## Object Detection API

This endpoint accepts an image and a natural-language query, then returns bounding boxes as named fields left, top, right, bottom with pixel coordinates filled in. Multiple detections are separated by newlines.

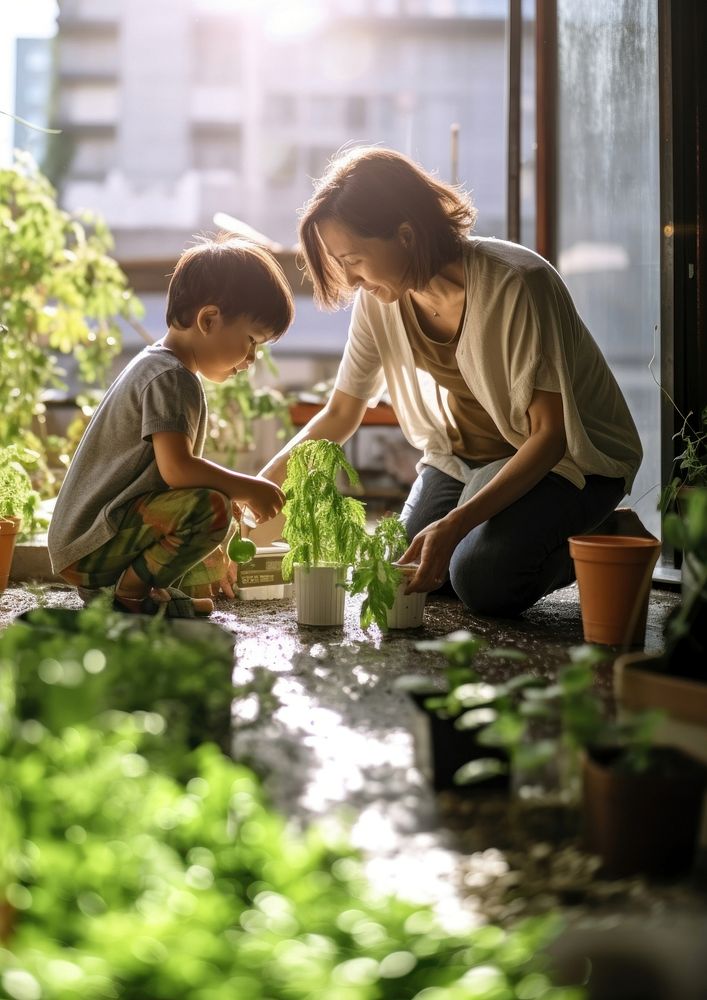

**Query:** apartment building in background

left=50, top=0, right=532, bottom=260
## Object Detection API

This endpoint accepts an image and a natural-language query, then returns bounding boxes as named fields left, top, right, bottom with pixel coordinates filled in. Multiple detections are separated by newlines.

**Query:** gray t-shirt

left=48, top=345, right=207, bottom=573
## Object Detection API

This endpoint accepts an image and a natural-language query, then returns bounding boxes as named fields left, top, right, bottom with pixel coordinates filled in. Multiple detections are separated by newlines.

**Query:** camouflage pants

left=60, top=488, right=233, bottom=592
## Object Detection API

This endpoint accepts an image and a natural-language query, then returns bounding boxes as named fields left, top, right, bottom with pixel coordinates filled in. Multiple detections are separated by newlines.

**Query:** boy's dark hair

left=299, top=146, right=477, bottom=309
left=166, top=234, right=294, bottom=337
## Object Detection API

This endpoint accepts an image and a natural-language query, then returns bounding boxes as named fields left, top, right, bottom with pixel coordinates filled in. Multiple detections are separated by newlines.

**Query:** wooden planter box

left=614, top=651, right=707, bottom=743
left=614, top=650, right=707, bottom=853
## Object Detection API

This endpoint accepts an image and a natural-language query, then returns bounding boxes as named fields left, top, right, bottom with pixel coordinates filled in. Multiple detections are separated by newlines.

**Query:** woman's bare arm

left=259, top=388, right=369, bottom=485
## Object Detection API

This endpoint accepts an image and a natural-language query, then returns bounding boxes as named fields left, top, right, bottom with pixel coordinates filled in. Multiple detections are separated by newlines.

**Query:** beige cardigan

left=334, top=237, right=642, bottom=492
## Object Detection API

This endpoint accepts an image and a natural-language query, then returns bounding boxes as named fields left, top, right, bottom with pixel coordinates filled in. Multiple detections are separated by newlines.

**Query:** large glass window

left=556, top=0, right=660, bottom=536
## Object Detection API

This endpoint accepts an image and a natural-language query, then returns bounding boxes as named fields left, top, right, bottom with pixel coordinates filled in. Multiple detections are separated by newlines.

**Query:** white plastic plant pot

left=293, top=563, right=347, bottom=626
left=386, top=565, right=427, bottom=629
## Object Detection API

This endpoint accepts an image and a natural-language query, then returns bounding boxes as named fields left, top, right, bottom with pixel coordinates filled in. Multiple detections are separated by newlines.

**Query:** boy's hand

left=240, top=476, right=286, bottom=523
left=214, top=560, right=238, bottom=598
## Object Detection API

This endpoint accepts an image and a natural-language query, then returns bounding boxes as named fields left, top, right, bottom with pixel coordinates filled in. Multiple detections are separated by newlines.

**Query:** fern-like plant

left=348, top=513, right=409, bottom=630
left=281, top=440, right=367, bottom=580
left=659, top=406, right=707, bottom=515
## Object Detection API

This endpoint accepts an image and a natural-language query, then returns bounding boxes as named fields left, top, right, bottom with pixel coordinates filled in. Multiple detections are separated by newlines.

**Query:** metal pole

left=507, top=0, right=521, bottom=242
left=450, top=121, right=460, bottom=186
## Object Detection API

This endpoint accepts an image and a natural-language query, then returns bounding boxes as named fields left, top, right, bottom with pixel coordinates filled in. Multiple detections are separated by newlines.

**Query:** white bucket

left=294, top=563, right=347, bottom=626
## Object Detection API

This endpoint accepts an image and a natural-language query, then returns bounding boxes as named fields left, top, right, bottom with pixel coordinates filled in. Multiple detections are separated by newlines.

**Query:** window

left=556, top=0, right=660, bottom=536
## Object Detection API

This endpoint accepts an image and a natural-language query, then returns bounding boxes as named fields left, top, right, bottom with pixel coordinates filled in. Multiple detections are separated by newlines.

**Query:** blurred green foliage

left=204, top=345, right=293, bottom=467
left=0, top=152, right=143, bottom=511
left=0, top=603, right=583, bottom=999
left=0, top=446, right=42, bottom=528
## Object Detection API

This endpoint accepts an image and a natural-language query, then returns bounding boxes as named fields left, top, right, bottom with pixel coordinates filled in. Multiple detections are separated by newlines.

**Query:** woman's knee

left=449, top=535, right=533, bottom=617
left=400, top=467, right=463, bottom=539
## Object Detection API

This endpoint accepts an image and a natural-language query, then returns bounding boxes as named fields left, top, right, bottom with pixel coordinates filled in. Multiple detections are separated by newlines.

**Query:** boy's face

left=197, top=311, right=273, bottom=383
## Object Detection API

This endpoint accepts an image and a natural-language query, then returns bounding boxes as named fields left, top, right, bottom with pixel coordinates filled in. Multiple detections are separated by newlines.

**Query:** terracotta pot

left=0, top=516, right=21, bottom=593
left=387, top=565, right=427, bottom=629
left=568, top=534, right=661, bottom=646
left=293, top=563, right=347, bottom=626
left=582, top=746, right=707, bottom=878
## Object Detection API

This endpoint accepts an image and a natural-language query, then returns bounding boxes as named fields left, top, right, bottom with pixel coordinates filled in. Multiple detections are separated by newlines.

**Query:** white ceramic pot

left=386, top=566, right=427, bottom=629
left=294, top=563, right=347, bottom=626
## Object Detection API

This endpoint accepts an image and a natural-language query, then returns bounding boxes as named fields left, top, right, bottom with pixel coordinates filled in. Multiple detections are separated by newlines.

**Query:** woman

left=261, top=147, right=643, bottom=616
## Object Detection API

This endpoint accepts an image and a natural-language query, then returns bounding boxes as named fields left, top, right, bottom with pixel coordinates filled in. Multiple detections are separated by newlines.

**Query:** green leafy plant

left=281, top=439, right=367, bottom=580
left=659, top=405, right=707, bottom=515
left=0, top=600, right=238, bottom=764
left=204, top=345, right=293, bottom=466
left=348, top=513, right=409, bottom=630
left=661, top=485, right=707, bottom=677
left=0, top=445, right=42, bottom=529
left=0, top=599, right=582, bottom=999
left=399, top=630, right=529, bottom=720
left=399, top=635, right=663, bottom=790
left=451, top=646, right=664, bottom=788
left=0, top=151, right=143, bottom=507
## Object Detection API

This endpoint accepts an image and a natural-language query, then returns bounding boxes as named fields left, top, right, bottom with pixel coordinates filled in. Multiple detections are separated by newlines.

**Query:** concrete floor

left=2, top=576, right=706, bottom=992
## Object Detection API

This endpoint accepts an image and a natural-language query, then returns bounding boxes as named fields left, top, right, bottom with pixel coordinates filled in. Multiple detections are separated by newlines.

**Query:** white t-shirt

left=334, top=237, right=642, bottom=492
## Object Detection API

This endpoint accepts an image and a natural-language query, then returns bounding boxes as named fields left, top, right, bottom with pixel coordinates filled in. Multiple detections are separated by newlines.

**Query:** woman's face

left=317, top=218, right=413, bottom=304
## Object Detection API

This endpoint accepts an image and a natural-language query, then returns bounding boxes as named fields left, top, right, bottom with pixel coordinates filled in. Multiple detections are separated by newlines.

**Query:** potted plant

left=348, top=513, right=427, bottom=630
left=453, top=644, right=707, bottom=877
left=581, top=719, right=707, bottom=879
left=614, top=487, right=707, bottom=780
left=0, top=445, right=41, bottom=593
left=659, top=404, right=707, bottom=599
left=659, top=404, right=707, bottom=516
left=396, top=631, right=527, bottom=792
left=442, top=647, right=603, bottom=841
left=281, top=440, right=367, bottom=625
left=6, top=597, right=238, bottom=753
left=568, top=532, right=660, bottom=646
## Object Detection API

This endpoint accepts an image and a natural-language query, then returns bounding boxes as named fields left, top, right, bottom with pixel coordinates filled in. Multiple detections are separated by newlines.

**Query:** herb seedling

left=348, top=513, right=409, bottom=630
left=281, top=439, right=367, bottom=579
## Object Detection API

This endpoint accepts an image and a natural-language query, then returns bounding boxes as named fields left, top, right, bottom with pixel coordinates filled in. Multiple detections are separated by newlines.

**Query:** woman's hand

left=398, top=516, right=465, bottom=594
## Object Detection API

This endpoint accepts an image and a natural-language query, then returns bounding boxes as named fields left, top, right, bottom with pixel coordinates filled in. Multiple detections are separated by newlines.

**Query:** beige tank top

left=401, top=294, right=515, bottom=464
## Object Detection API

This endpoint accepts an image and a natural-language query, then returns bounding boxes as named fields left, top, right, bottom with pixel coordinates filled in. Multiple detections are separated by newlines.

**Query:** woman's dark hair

left=166, top=233, right=294, bottom=338
left=299, top=146, right=477, bottom=308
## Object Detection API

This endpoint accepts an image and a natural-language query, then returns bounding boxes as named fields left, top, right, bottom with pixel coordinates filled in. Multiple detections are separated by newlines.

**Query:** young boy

left=48, top=235, right=294, bottom=617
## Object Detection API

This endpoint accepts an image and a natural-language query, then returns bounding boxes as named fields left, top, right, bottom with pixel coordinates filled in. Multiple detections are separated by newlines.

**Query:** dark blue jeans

left=400, top=463, right=625, bottom=617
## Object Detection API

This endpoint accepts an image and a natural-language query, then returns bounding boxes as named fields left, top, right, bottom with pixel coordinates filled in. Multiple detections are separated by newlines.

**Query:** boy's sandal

left=113, top=586, right=213, bottom=619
